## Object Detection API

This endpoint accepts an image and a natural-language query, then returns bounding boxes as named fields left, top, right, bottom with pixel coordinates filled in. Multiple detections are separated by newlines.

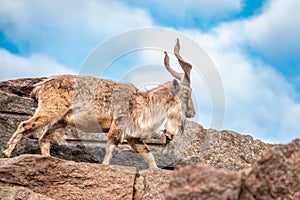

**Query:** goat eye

left=184, top=92, right=190, bottom=98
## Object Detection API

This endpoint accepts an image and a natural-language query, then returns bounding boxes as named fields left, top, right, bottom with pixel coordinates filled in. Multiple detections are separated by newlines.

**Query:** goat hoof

left=1, top=151, right=10, bottom=158
left=166, top=135, right=173, bottom=144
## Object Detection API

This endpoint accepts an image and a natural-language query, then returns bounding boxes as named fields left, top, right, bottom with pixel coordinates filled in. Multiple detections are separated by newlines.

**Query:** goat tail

left=30, top=86, right=40, bottom=100
left=29, top=77, right=53, bottom=100
left=30, top=81, right=46, bottom=100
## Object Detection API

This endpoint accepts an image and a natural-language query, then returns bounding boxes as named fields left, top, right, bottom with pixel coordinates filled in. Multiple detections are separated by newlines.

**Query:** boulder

left=135, top=169, right=173, bottom=200
left=241, top=139, right=300, bottom=199
left=0, top=90, right=36, bottom=115
left=163, top=121, right=273, bottom=170
left=0, top=181, right=53, bottom=200
left=165, top=139, right=300, bottom=199
left=0, top=77, right=45, bottom=97
left=164, top=163, right=243, bottom=200
left=0, top=154, right=136, bottom=200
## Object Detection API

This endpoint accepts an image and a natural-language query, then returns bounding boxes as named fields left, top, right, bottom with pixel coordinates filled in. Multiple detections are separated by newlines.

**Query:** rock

left=0, top=154, right=175, bottom=200
left=10, top=138, right=99, bottom=163
left=163, top=121, right=272, bottom=170
left=164, top=163, right=243, bottom=200
left=0, top=181, right=53, bottom=200
left=136, top=169, right=173, bottom=200
left=161, top=121, right=204, bottom=165
left=0, top=154, right=136, bottom=200
left=241, top=139, right=300, bottom=199
left=165, top=140, right=300, bottom=200
left=1, top=140, right=298, bottom=200
left=0, top=90, right=36, bottom=115
left=0, top=77, right=45, bottom=97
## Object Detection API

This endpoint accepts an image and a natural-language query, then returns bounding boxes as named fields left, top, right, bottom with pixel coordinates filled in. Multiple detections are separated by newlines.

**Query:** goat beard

left=164, top=120, right=186, bottom=145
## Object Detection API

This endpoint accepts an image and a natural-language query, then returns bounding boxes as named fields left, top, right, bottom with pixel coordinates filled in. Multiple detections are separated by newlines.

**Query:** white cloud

left=0, top=0, right=153, bottom=69
left=244, top=0, right=300, bottom=63
left=0, top=48, right=74, bottom=80
left=0, top=0, right=152, bottom=37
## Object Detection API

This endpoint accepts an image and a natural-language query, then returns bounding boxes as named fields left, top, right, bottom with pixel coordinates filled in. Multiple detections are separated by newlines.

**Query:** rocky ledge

left=0, top=140, right=299, bottom=200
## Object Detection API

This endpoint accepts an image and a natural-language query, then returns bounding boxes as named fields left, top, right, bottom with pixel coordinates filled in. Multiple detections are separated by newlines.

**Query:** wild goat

left=2, top=39, right=195, bottom=168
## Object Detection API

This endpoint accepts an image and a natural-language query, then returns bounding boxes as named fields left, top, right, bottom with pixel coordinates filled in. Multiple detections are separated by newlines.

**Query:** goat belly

left=64, top=108, right=107, bottom=133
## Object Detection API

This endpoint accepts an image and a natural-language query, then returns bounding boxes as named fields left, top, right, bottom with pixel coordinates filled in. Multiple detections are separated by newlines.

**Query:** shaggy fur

left=2, top=40, right=195, bottom=168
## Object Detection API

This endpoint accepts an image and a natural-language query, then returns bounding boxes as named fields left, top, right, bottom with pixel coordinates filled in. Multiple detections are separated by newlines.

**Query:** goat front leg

left=127, top=138, right=158, bottom=169
left=102, top=142, right=117, bottom=164
left=102, top=121, right=121, bottom=165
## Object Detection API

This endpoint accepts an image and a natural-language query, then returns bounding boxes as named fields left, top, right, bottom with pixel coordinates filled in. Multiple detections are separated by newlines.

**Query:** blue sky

left=0, top=0, right=299, bottom=143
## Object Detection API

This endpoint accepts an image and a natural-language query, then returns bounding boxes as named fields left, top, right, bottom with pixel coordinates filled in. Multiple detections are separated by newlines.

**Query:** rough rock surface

left=11, top=139, right=99, bottom=163
left=0, top=154, right=175, bottom=200
left=1, top=140, right=299, bottom=200
left=0, top=154, right=136, bottom=200
left=241, top=139, right=300, bottom=199
left=136, top=169, right=173, bottom=200
left=165, top=140, right=300, bottom=200
left=0, top=181, right=53, bottom=200
left=0, top=90, right=36, bottom=115
left=0, top=77, right=45, bottom=97
left=163, top=121, right=272, bottom=170
left=164, top=163, right=243, bottom=200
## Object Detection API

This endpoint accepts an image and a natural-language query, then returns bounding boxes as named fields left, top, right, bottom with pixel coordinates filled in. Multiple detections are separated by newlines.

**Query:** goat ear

left=172, top=79, right=180, bottom=92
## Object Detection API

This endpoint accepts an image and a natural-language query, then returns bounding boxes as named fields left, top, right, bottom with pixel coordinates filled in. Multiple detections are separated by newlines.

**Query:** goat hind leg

left=2, top=112, right=66, bottom=158
left=39, top=138, right=51, bottom=156
left=38, top=126, right=53, bottom=156
left=39, top=124, right=66, bottom=156
left=2, top=116, right=45, bottom=158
